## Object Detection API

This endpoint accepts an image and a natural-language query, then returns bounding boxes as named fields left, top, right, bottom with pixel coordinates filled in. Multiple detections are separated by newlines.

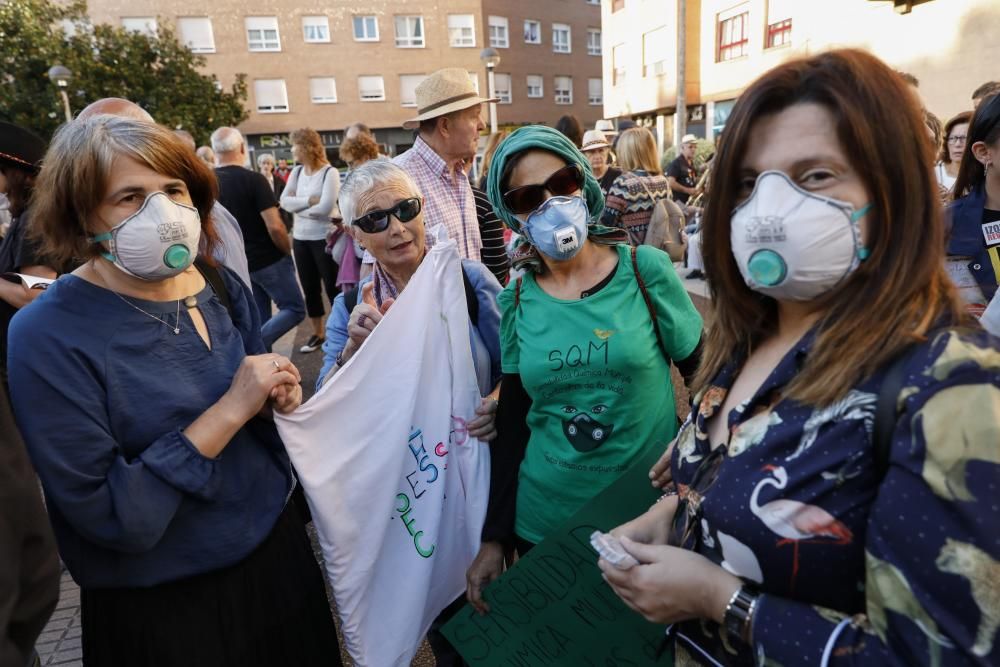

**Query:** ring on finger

left=272, top=360, right=281, bottom=371
left=358, top=313, right=368, bottom=329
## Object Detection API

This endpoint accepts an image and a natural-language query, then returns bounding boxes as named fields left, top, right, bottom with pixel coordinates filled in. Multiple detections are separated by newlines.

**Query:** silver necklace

left=113, top=291, right=183, bottom=334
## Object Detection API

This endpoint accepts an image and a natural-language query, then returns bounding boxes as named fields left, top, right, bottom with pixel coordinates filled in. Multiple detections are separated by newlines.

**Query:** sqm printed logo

left=745, top=215, right=786, bottom=243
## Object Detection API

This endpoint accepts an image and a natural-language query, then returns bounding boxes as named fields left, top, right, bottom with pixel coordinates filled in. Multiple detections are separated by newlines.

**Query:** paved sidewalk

left=34, top=570, right=82, bottom=666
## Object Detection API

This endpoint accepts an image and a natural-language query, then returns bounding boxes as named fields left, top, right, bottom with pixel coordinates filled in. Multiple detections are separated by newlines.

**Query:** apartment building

left=85, top=0, right=603, bottom=162
left=603, top=0, right=1000, bottom=149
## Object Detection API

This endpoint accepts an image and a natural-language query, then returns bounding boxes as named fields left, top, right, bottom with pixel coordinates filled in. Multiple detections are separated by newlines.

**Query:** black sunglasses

left=353, top=197, right=422, bottom=234
left=502, top=164, right=584, bottom=215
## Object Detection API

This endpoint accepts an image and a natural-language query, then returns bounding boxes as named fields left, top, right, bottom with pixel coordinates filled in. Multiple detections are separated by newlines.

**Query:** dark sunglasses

left=353, top=197, right=422, bottom=233
left=502, top=164, right=584, bottom=214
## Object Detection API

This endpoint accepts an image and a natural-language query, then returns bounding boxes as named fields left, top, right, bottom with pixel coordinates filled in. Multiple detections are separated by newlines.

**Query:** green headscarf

left=485, top=125, right=627, bottom=272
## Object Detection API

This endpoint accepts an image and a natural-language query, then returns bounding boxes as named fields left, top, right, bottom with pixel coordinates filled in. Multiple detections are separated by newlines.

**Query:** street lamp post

left=47, top=65, right=73, bottom=123
left=480, top=48, right=501, bottom=134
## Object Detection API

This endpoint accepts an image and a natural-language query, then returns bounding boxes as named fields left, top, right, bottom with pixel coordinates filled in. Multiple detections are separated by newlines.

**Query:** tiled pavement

left=34, top=571, right=83, bottom=666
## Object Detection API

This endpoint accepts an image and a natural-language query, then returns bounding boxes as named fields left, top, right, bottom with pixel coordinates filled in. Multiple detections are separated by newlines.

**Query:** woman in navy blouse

left=600, top=50, right=1000, bottom=665
left=8, top=116, right=341, bottom=666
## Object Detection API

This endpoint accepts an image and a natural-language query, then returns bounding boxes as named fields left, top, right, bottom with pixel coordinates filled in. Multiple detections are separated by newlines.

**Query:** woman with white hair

left=257, top=152, right=290, bottom=229
left=317, top=158, right=505, bottom=664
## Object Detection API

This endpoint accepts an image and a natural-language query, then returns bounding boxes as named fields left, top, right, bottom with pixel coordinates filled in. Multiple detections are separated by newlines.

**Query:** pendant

left=183, top=295, right=198, bottom=308
left=173, top=328, right=181, bottom=335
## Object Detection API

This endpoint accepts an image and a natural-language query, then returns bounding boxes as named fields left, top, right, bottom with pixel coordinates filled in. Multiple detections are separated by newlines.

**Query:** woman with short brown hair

left=11, top=115, right=341, bottom=666
left=601, top=49, right=998, bottom=665
left=937, top=111, right=973, bottom=193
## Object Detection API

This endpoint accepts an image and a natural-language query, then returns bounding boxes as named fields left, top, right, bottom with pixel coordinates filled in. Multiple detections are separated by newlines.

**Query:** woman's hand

left=466, top=541, right=505, bottom=614
left=467, top=397, right=499, bottom=442
left=269, top=380, right=303, bottom=414
left=609, top=494, right=677, bottom=546
left=599, top=538, right=741, bottom=626
left=649, top=440, right=676, bottom=489
left=222, top=354, right=300, bottom=422
left=308, top=195, right=320, bottom=206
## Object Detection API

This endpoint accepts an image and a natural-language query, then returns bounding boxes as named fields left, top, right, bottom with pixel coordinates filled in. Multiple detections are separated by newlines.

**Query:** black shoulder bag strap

left=193, top=258, right=234, bottom=321
left=630, top=245, right=669, bottom=362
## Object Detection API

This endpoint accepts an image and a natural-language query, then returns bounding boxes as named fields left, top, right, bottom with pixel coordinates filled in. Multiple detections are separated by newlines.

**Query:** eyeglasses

left=502, top=164, right=584, bottom=215
left=352, top=197, right=422, bottom=234
left=947, top=135, right=968, bottom=145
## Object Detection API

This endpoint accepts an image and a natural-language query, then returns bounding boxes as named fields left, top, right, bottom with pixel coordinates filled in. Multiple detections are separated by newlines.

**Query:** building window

left=526, top=75, right=543, bottom=98
left=524, top=19, right=541, bottom=44
left=254, top=79, right=288, bottom=112
left=489, top=16, right=509, bottom=48
left=587, top=29, right=601, bottom=56
left=717, top=6, right=749, bottom=62
left=494, top=73, right=512, bottom=104
left=586, top=0, right=600, bottom=4
left=612, top=43, right=626, bottom=86
left=643, top=26, right=668, bottom=77
left=309, top=77, right=338, bottom=103
left=554, top=76, right=573, bottom=105
left=448, top=15, right=475, bottom=47
left=399, top=74, right=428, bottom=107
left=121, top=17, right=156, bottom=36
left=395, top=16, right=424, bottom=48
left=177, top=17, right=214, bottom=53
left=353, top=16, right=378, bottom=41
left=552, top=24, right=571, bottom=53
left=766, top=19, right=792, bottom=48
left=588, top=78, right=603, bottom=106
left=612, top=0, right=626, bottom=12
left=468, top=72, right=480, bottom=95
left=358, top=75, right=386, bottom=102
left=246, top=16, right=280, bottom=52
left=302, top=16, right=330, bottom=43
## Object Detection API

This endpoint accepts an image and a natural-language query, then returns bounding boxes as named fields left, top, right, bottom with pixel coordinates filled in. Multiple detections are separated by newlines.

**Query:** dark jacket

left=946, top=186, right=998, bottom=302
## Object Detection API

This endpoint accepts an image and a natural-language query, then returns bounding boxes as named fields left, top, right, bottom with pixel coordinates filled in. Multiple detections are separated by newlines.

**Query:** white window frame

left=588, top=78, right=603, bottom=105
left=121, top=17, right=157, bottom=36
left=488, top=16, right=509, bottom=48
left=254, top=79, right=288, bottom=113
left=613, top=43, right=627, bottom=85
left=245, top=16, right=280, bottom=52
left=177, top=17, right=214, bottom=53
left=302, top=16, right=330, bottom=43
left=586, top=0, right=600, bottom=4
left=447, top=14, right=476, bottom=47
left=643, top=26, right=669, bottom=77
left=353, top=15, right=379, bottom=42
left=494, top=73, right=512, bottom=104
left=554, top=76, right=573, bottom=105
left=358, top=75, right=386, bottom=102
left=468, top=72, right=481, bottom=95
left=399, top=74, right=428, bottom=107
left=587, top=28, right=601, bottom=56
left=524, top=19, right=541, bottom=44
left=553, top=24, right=571, bottom=54
left=309, top=77, right=337, bottom=104
left=394, top=15, right=425, bottom=48
left=526, top=74, right=543, bottom=98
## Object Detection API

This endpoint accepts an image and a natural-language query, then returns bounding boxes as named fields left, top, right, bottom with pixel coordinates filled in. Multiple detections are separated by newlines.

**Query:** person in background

left=936, top=111, right=972, bottom=193
left=274, top=158, right=291, bottom=183
left=972, top=81, right=1000, bottom=109
left=280, top=128, right=342, bottom=354
left=472, top=186, right=510, bottom=286
left=480, top=125, right=703, bottom=587
left=601, top=48, right=998, bottom=667
left=195, top=145, right=215, bottom=168
left=581, top=129, right=622, bottom=195
left=554, top=114, right=584, bottom=149
left=344, top=121, right=374, bottom=143
left=477, top=130, right=509, bottom=189
left=339, top=131, right=380, bottom=171
left=948, top=93, right=1000, bottom=319
left=0, top=122, right=58, bottom=388
left=602, top=127, right=678, bottom=246
left=666, top=134, right=701, bottom=204
left=257, top=152, right=291, bottom=230
left=212, top=127, right=305, bottom=350
left=923, top=110, right=950, bottom=203
left=12, top=115, right=340, bottom=666
left=77, top=98, right=252, bottom=289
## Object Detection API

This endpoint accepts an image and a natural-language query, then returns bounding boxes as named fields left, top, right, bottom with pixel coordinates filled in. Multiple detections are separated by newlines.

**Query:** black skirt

left=80, top=503, right=341, bottom=667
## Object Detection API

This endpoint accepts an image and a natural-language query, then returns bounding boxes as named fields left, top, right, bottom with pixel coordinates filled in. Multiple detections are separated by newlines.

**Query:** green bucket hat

left=485, top=125, right=627, bottom=272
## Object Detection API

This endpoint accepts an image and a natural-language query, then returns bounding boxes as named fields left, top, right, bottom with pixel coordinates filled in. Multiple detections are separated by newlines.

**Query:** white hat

left=681, top=134, right=699, bottom=145
left=581, top=130, right=611, bottom=151
left=595, top=119, right=616, bottom=134
left=402, top=68, right=498, bottom=130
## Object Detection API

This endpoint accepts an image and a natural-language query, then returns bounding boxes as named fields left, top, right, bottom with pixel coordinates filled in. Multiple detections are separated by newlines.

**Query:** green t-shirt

left=498, top=243, right=703, bottom=543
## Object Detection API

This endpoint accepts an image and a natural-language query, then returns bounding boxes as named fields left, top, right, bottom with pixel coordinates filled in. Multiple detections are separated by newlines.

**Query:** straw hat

left=402, top=68, right=498, bottom=130
left=681, top=133, right=699, bottom=145
left=580, top=129, right=611, bottom=152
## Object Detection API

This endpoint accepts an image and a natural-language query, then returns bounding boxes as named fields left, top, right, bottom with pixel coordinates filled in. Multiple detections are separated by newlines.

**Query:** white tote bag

left=275, top=236, right=490, bottom=667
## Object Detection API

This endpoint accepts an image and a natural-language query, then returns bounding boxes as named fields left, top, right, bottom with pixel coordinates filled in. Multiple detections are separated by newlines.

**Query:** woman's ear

left=971, top=141, right=993, bottom=167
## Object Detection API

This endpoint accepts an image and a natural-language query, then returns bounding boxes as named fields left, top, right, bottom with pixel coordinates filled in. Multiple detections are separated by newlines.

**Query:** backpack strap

left=872, top=344, right=920, bottom=481
left=193, top=258, right=234, bottom=321
left=630, top=245, right=668, bottom=362
left=343, top=286, right=359, bottom=314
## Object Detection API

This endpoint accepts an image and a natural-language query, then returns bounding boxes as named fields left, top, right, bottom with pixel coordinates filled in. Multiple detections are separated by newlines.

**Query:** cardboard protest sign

left=442, top=444, right=673, bottom=666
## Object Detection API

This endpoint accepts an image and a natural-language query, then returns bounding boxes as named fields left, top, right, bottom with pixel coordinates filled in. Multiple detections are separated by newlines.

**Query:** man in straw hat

left=393, top=67, right=497, bottom=262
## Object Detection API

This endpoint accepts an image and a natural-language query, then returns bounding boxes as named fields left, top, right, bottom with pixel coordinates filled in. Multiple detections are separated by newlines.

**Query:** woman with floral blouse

left=600, top=49, right=1000, bottom=666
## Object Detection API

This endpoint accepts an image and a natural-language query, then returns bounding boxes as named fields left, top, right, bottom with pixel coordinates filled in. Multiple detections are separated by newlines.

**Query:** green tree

left=0, top=0, right=248, bottom=144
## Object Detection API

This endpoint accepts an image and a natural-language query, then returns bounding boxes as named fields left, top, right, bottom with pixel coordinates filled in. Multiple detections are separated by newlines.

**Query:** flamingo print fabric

left=275, top=237, right=490, bottom=666
left=666, top=328, right=1000, bottom=666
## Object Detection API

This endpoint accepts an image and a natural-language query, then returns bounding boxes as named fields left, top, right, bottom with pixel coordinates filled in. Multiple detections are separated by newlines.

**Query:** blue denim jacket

left=946, top=186, right=999, bottom=301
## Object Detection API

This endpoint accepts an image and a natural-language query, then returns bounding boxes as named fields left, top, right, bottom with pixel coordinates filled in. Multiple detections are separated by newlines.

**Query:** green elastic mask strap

left=851, top=203, right=873, bottom=261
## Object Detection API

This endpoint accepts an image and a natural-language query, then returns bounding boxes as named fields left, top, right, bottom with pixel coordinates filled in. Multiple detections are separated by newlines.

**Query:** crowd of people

left=0, top=47, right=998, bottom=667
